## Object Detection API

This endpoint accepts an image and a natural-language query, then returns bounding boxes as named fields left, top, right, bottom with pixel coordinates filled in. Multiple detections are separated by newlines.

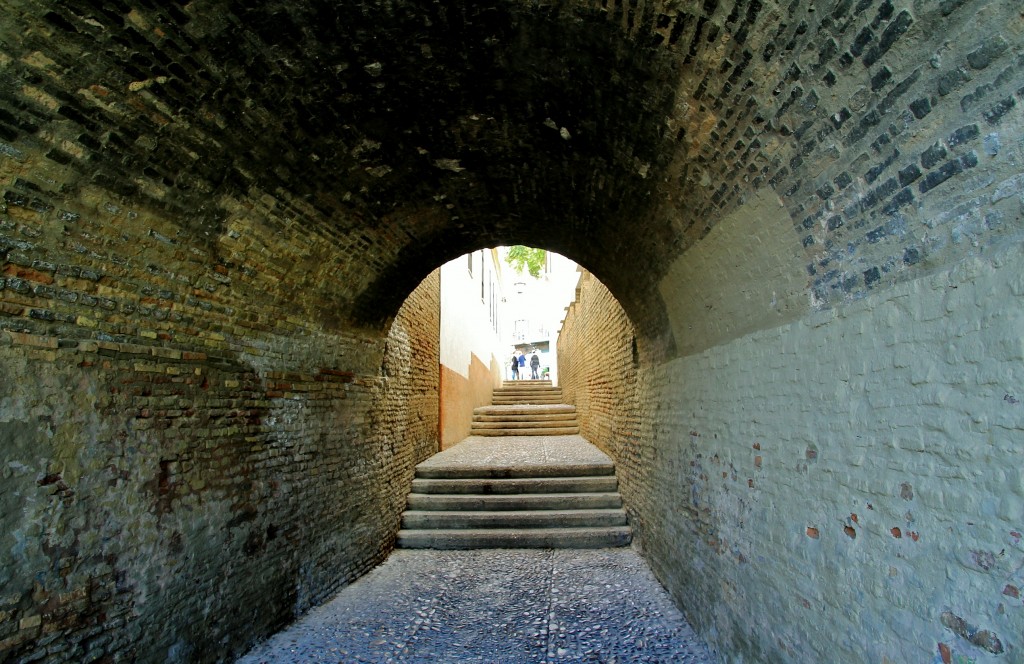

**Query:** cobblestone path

left=237, top=548, right=717, bottom=663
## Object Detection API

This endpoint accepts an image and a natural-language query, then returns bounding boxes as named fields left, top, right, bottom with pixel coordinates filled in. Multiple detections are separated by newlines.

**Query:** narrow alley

left=244, top=433, right=712, bottom=662
left=238, top=381, right=715, bottom=662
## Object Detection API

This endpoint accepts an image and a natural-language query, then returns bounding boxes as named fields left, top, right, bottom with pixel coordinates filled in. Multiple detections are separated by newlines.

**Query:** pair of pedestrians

left=510, top=352, right=541, bottom=380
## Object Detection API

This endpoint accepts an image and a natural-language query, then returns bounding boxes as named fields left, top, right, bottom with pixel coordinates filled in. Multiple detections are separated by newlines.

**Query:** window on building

left=490, top=276, right=499, bottom=334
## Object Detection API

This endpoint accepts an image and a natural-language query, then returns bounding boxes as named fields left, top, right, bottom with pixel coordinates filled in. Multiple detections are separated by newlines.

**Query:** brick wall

left=645, top=243, right=1024, bottom=662
left=0, top=196, right=439, bottom=661
left=560, top=243, right=1024, bottom=663
left=557, top=270, right=657, bottom=561
left=558, top=271, right=641, bottom=464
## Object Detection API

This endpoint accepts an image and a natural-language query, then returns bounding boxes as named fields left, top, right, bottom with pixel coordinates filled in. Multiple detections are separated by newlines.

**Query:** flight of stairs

left=492, top=379, right=562, bottom=405
left=396, top=462, right=632, bottom=549
left=470, top=380, right=580, bottom=436
left=396, top=379, right=632, bottom=549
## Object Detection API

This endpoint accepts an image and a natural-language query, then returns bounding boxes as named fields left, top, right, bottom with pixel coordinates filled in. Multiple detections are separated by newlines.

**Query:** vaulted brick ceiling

left=2, top=0, right=942, bottom=343
left=3, top=1, right=723, bottom=335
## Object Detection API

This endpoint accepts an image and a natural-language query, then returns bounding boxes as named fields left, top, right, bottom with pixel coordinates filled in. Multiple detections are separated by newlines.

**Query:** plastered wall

left=439, top=252, right=505, bottom=448
left=560, top=242, right=1023, bottom=663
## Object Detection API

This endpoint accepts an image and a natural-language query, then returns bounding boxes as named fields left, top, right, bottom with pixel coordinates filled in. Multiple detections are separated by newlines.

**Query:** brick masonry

left=0, top=0, right=1022, bottom=661
left=0, top=263, right=438, bottom=662
left=558, top=271, right=644, bottom=473
left=560, top=247, right=1024, bottom=662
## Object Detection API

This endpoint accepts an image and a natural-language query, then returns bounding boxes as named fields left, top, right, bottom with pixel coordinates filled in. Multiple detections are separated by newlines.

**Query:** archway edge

left=351, top=226, right=676, bottom=358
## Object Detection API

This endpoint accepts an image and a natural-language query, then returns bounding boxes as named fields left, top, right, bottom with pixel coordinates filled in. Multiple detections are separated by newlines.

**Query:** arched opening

left=435, top=245, right=591, bottom=445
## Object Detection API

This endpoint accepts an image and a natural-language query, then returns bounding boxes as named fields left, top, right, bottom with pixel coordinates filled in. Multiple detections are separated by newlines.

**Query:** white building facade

left=504, top=251, right=580, bottom=385
left=438, top=248, right=508, bottom=448
left=438, top=247, right=580, bottom=448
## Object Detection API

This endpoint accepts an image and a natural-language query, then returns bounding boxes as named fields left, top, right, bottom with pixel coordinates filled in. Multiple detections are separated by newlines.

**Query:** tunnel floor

left=416, top=434, right=617, bottom=475
left=238, top=436, right=717, bottom=662
left=236, top=547, right=717, bottom=663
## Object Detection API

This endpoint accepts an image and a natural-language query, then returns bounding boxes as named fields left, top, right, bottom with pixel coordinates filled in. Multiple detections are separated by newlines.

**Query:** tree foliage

left=505, top=245, right=546, bottom=278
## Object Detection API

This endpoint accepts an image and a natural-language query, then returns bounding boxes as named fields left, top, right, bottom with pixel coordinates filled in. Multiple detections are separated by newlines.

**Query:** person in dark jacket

left=530, top=353, right=540, bottom=379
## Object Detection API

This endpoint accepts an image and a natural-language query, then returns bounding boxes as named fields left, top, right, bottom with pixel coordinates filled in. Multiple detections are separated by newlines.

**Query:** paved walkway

left=238, top=437, right=717, bottom=663
left=237, top=548, right=716, bottom=663
left=417, top=434, right=613, bottom=473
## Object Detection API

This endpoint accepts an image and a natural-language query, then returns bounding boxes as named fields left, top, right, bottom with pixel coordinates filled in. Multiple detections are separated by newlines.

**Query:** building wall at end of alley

left=439, top=250, right=506, bottom=448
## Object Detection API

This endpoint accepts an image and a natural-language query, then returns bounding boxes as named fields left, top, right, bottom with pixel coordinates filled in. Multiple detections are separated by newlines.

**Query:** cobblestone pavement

left=417, top=435, right=613, bottom=472
left=237, top=548, right=718, bottom=663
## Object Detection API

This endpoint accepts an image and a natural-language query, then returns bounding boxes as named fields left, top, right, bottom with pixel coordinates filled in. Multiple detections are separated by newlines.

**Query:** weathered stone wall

left=560, top=243, right=1024, bottom=663
left=557, top=270, right=641, bottom=464
left=647, top=243, right=1024, bottom=663
left=0, top=179, right=440, bottom=661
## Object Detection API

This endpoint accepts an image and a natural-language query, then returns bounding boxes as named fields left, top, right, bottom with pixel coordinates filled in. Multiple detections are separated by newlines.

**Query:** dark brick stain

left=983, top=96, right=1017, bottom=124
left=921, top=143, right=948, bottom=169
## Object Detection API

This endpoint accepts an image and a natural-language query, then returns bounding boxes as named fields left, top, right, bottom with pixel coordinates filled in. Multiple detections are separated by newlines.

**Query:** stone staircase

left=396, top=381, right=631, bottom=550
left=396, top=461, right=631, bottom=549
left=470, top=380, right=580, bottom=436
left=492, top=379, right=563, bottom=405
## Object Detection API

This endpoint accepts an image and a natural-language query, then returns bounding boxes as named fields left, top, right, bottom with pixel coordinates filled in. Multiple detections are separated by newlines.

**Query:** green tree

left=505, top=246, right=546, bottom=278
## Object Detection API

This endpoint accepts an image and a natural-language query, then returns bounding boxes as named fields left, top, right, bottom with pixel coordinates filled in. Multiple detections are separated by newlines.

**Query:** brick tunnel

left=0, top=0, right=1022, bottom=661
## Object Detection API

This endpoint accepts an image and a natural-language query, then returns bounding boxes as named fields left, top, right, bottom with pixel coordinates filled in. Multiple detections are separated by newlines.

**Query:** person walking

left=518, top=353, right=526, bottom=378
left=510, top=354, right=520, bottom=380
left=530, top=353, right=540, bottom=380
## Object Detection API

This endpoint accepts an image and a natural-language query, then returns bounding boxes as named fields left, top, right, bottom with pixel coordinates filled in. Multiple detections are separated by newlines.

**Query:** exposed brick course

left=558, top=271, right=642, bottom=467
left=560, top=245, right=1024, bottom=663
left=0, top=248, right=439, bottom=661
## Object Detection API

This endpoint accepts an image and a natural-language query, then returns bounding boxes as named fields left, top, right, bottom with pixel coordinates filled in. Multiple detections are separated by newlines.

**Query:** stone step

left=396, top=526, right=633, bottom=549
left=410, top=476, right=617, bottom=495
left=494, top=386, right=562, bottom=394
left=471, top=419, right=578, bottom=429
left=473, top=412, right=576, bottom=423
left=470, top=426, right=580, bottom=436
left=414, top=463, right=615, bottom=479
left=470, top=425, right=580, bottom=435
left=502, top=381, right=551, bottom=387
left=492, top=397, right=565, bottom=405
left=474, top=405, right=576, bottom=415
left=491, top=389, right=565, bottom=399
left=401, top=508, right=628, bottom=529
left=399, top=432, right=630, bottom=550
left=468, top=420, right=581, bottom=430
left=406, top=492, right=624, bottom=512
